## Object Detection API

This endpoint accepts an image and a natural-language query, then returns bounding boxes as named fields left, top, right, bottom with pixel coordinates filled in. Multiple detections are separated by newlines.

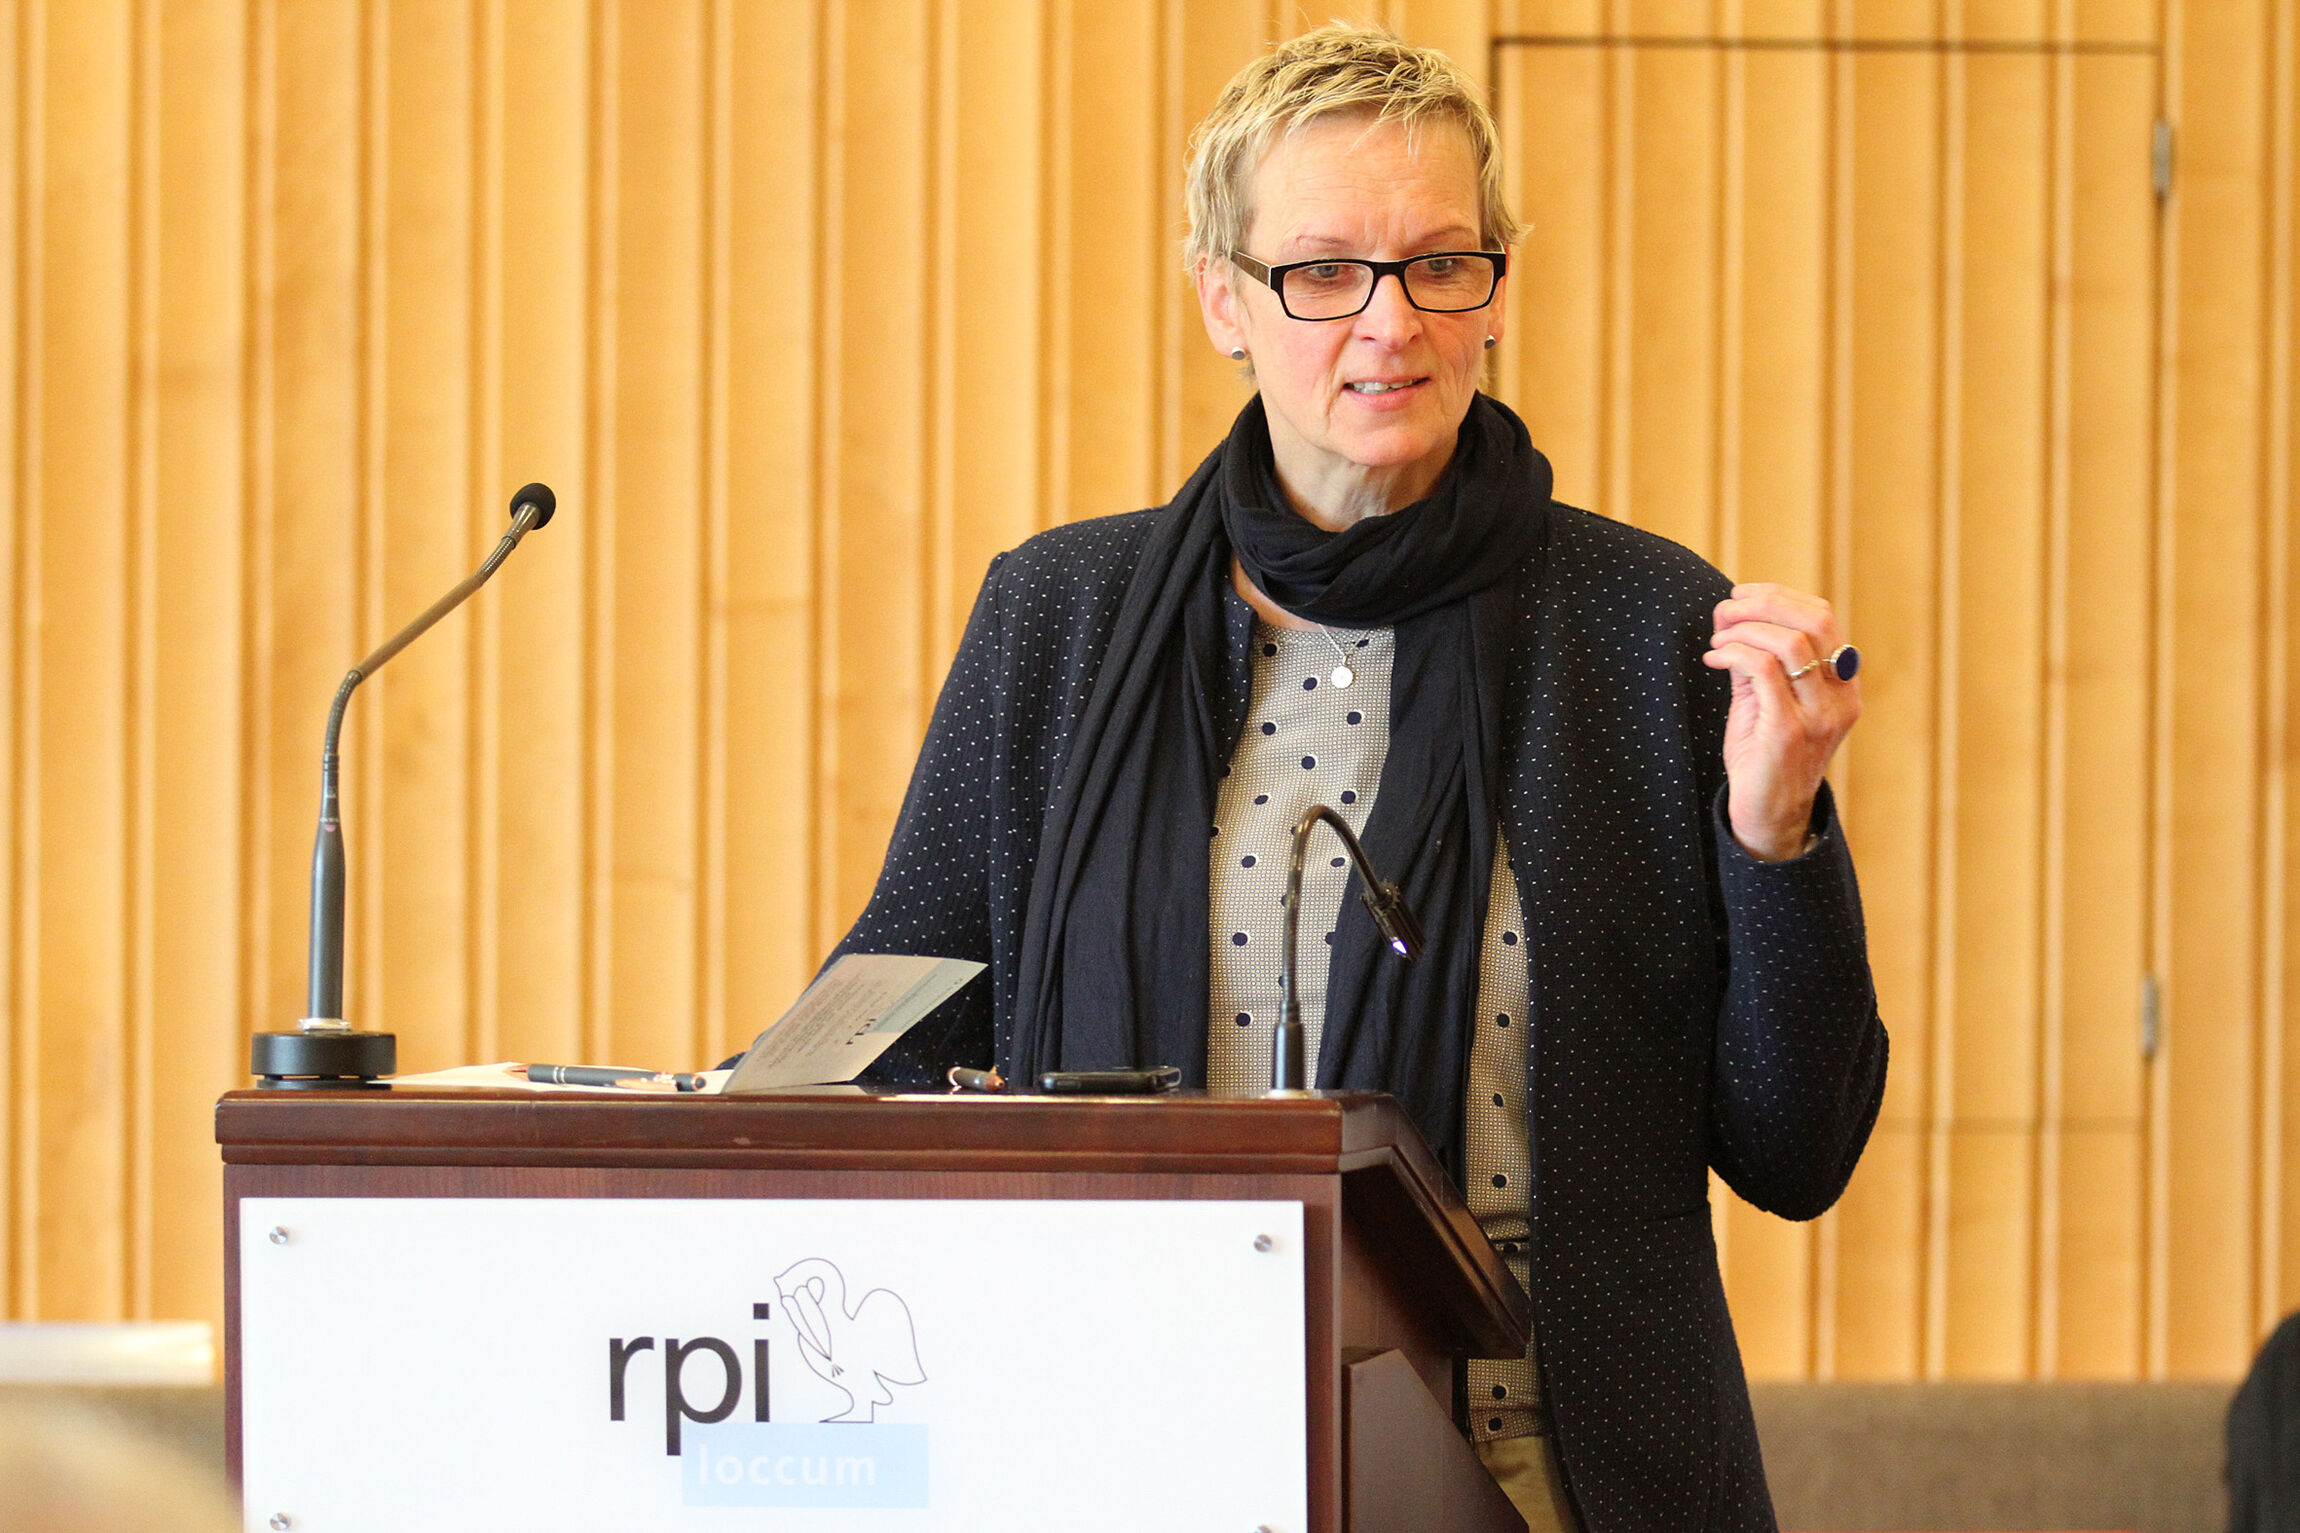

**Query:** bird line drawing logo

left=773, top=1257, right=927, bottom=1424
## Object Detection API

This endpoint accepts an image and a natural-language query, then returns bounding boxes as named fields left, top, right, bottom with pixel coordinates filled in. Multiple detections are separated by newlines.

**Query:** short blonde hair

left=1184, top=24, right=1521, bottom=270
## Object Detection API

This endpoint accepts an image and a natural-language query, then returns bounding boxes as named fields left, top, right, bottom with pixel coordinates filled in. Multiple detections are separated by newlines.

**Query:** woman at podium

left=817, top=25, right=1886, bottom=1533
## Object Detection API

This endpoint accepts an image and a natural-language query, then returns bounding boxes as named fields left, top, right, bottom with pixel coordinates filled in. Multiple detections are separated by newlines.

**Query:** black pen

left=522, top=1064, right=706, bottom=1092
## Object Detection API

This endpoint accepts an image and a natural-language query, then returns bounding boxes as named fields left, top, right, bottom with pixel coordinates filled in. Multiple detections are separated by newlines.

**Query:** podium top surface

left=220, top=1085, right=1428, bottom=1174
left=216, top=1086, right=1529, bottom=1357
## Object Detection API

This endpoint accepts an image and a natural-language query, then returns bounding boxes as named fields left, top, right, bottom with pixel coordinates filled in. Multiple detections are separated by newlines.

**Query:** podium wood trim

left=218, top=1087, right=1528, bottom=1531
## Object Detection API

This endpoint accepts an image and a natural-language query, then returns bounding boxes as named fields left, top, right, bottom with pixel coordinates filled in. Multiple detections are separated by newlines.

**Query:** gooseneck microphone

left=250, top=483, right=558, bottom=1089
left=1273, top=805, right=1425, bottom=1092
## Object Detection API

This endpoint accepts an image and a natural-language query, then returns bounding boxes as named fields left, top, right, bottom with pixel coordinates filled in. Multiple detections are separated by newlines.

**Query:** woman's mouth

left=1346, top=377, right=1426, bottom=396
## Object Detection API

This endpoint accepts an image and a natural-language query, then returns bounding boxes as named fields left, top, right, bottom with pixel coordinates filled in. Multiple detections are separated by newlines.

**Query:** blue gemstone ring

left=1789, top=644, right=1861, bottom=683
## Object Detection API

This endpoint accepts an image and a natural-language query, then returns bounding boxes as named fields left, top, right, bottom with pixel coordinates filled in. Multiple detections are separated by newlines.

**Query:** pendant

left=1330, top=664, right=1355, bottom=689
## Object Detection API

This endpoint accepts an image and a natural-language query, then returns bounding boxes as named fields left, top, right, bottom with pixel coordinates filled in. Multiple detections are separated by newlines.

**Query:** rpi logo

left=775, top=1258, right=929, bottom=1422
left=608, top=1259, right=929, bottom=1509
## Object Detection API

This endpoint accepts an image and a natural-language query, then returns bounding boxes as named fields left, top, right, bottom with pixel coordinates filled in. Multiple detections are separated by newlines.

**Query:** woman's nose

left=1355, top=269, right=1423, bottom=343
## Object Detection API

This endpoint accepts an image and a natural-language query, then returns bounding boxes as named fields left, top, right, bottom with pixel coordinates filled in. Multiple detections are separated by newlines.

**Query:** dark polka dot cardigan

left=825, top=499, right=1888, bottom=1533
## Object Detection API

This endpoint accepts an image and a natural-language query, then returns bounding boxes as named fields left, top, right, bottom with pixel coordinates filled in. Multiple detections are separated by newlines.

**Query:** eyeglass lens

left=1281, top=255, right=1498, bottom=319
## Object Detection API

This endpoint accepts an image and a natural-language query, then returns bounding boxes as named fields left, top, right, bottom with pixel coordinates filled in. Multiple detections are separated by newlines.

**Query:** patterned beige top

left=1207, top=621, right=1545, bottom=1442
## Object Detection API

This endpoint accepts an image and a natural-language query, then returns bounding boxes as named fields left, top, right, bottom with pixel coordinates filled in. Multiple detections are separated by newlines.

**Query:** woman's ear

left=1194, top=254, right=1248, bottom=360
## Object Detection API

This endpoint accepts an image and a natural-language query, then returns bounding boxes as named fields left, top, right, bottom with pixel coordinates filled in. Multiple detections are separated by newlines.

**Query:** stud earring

left=1230, top=348, right=1247, bottom=360
left=1484, top=336, right=1497, bottom=350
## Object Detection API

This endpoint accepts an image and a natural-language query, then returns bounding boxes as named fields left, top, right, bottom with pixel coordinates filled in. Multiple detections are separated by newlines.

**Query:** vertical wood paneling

left=2268, top=0, right=2293, bottom=1349
left=1614, top=7, right=1722, bottom=559
left=1161, top=0, right=1263, bottom=488
left=125, top=0, right=156, bottom=1328
left=2045, top=44, right=2154, bottom=1379
left=580, top=0, right=617, bottom=1063
left=1494, top=11, right=2186, bottom=1381
left=817, top=0, right=931, bottom=940
left=351, top=0, right=383, bottom=1027
left=468, top=0, right=503, bottom=1062
left=486, top=0, right=588, bottom=1068
left=1829, top=40, right=1942, bottom=1380
left=700, top=0, right=727, bottom=1057
left=1492, top=11, right=1604, bottom=507
left=714, top=0, right=818, bottom=1060
left=2080, top=0, right=2156, bottom=44
left=599, top=0, right=705, bottom=1069
left=251, top=0, right=360, bottom=1039
left=2282, top=0, right=2300, bottom=1327
left=1939, top=33, right=2051, bottom=1379
left=941, top=0, right=1044, bottom=643
left=1716, top=21, right=1829, bottom=592
left=1051, top=0, right=1161, bottom=523
left=0, top=0, right=23, bottom=1321
left=29, top=0, right=133, bottom=1318
left=10, top=0, right=39, bottom=1311
left=370, top=0, right=474, bottom=1070
left=143, top=0, right=245, bottom=1326
left=2160, top=0, right=2268, bottom=1378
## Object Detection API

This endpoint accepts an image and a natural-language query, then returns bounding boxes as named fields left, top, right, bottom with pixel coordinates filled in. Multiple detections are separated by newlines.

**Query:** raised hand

left=1702, top=582, right=1861, bottom=861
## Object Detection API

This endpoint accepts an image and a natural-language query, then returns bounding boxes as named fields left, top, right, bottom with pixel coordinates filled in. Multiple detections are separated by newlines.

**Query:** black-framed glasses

left=1229, top=249, right=1508, bottom=321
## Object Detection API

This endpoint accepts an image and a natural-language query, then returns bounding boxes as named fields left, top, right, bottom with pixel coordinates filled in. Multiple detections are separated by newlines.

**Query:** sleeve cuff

left=1712, top=781, right=1842, bottom=870
left=1711, top=780, right=1867, bottom=928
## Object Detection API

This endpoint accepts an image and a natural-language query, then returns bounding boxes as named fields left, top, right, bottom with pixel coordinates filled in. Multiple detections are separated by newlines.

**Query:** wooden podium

left=219, top=1087, right=1529, bottom=1531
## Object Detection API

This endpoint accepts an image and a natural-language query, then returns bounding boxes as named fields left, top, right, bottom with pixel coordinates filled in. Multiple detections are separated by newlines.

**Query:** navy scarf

left=1003, top=392, right=1551, bottom=1170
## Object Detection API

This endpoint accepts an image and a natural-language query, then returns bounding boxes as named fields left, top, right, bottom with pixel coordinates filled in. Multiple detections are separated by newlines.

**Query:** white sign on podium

left=239, top=1197, right=1307, bottom=1532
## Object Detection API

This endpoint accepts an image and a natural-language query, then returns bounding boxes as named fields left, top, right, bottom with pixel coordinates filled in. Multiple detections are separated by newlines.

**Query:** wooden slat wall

left=2048, top=0, right=2155, bottom=1381
left=2161, top=0, right=2267, bottom=1380
left=0, top=0, right=2288, bottom=1382
left=1495, top=0, right=2289, bottom=1380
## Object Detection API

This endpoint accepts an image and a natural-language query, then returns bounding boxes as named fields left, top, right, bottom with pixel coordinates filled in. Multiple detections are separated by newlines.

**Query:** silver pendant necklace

left=1316, top=625, right=1356, bottom=689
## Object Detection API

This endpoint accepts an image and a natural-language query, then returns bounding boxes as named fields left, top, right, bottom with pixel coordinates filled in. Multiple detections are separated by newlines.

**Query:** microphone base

left=250, top=1028, right=396, bottom=1089
left=1270, top=1018, right=1309, bottom=1092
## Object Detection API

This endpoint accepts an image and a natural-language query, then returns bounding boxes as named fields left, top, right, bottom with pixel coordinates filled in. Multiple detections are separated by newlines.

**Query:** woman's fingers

left=1715, top=582, right=1840, bottom=645
left=1713, top=585, right=1843, bottom=685
left=1703, top=639, right=1823, bottom=727
left=1702, top=630, right=1861, bottom=728
left=1708, top=618, right=1820, bottom=678
left=1713, top=582, right=1861, bottom=694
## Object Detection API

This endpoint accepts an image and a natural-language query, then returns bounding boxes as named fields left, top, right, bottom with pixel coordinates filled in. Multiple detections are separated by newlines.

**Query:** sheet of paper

left=722, top=953, right=985, bottom=1092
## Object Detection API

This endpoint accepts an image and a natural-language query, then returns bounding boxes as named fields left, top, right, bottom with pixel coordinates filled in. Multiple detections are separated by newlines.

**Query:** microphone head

left=509, top=482, right=557, bottom=529
left=1363, top=882, right=1426, bottom=961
